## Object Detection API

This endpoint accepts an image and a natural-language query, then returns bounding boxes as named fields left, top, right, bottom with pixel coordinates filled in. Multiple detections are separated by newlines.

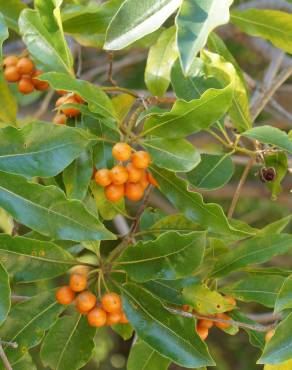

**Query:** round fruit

left=265, top=329, right=275, bottom=343
left=101, top=292, right=122, bottom=313
left=74, top=94, right=84, bottom=104
left=131, top=151, right=151, bottom=169
left=32, top=70, right=49, bottom=91
left=182, top=305, right=190, bottom=312
left=87, top=307, right=107, bottom=327
left=95, top=169, right=112, bottom=187
left=106, top=311, right=122, bottom=325
left=17, top=57, right=34, bottom=75
left=53, top=114, right=67, bottom=125
left=105, top=184, right=124, bottom=202
left=3, top=55, right=18, bottom=68
left=125, top=182, right=144, bottom=201
left=61, top=97, right=80, bottom=117
left=140, top=171, right=149, bottom=190
left=126, top=163, right=143, bottom=183
left=56, top=286, right=75, bottom=305
left=215, top=313, right=231, bottom=329
left=56, top=89, right=67, bottom=95
left=55, top=95, right=68, bottom=107
left=198, top=319, right=213, bottom=329
left=75, top=291, right=97, bottom=313
left=196, top=325, right=209, bottom=341
left=69, top=273, right=87, bottom=292
left=112, top=143, right=132, bottom=162
left=119, top=311, right=129, bottom=324
left=110, top=166, right=129, bottom=185
left=225, top=295, right=236, bottom=311
left=4, top=66, right=20, bottom=82
left=147, top=172, right=158, bottom=187
left=18, top=77, right=34, bottom=94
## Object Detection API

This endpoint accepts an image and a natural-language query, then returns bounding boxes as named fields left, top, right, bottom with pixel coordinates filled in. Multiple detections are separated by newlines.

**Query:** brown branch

left=0, top=344, right=12, bottom=370
left=11, top=294, right=30, bottom=303
left=107, top=52, right=117, bottom=86
left=0, top=341, right=17, bottom=349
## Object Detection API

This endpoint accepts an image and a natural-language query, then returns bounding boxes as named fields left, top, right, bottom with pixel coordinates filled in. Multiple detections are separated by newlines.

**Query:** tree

left=0, top=0, right=291, bottom=369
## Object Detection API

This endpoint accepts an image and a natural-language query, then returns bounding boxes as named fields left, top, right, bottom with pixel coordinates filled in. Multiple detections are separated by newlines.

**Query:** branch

left=0, top=344, right=12, bottom=370
left=0, top=341, right=17, bottom=349
left=166, top=307, right=277, bottom=333
left=11, top=294, right=30, bottom=303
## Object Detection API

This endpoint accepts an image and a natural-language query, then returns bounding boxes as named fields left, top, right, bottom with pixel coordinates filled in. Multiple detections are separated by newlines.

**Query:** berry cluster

left=53, top=90, right=85, bottom=125
left=94, top=142, right=158, bottom=202
left=3, top=55, right=49, bottom=94
left=55, top=273, right=128, bottom=328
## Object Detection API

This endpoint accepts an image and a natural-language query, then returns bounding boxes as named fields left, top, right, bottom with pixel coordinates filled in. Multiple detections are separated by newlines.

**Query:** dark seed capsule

left=260, top=167, right=277, bottom=182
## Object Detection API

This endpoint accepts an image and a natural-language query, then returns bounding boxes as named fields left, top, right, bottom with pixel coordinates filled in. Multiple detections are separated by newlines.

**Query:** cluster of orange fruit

left=3, top=55, right=49, bottom=94
left=94, top=142, right=158, bottom=202
left=53, top=90, right=85, bottom=125
left=182, top=296, right=236, bottom=341
left=56, top=272, right=128, bottom=328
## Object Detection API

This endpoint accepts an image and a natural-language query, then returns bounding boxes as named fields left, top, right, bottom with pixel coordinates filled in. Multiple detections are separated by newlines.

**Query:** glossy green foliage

left=275, top=274, right=292, bottom=312
left=0, top=0, right=26, bottom=32
left=0, top=262, right=10, bottom=326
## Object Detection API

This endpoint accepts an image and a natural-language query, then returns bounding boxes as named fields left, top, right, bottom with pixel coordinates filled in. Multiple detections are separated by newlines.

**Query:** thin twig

left=0, top=341, right=18, bottom=349
left=166, top=307, right=277, bottom=333
left=107, top=52, right=117, bottom=86
left=33, top=89, right=55, bottom=120
left=228, top=158, right=255, bottom=218
left=0, top=344, right=12, bottom=370
left=130, top=185, right=153, bottom=236
left=11, top=294, right=30, bottom=303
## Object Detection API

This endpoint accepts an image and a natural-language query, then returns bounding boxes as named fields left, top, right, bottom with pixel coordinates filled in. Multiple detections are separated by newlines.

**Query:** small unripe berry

left=125, top=182, right=144, bottom=201
left=56, top=286, right=75, bottom=305
left=95, top=169, right=112, bottom=187
left=126, top=163, right=143, bottom=183
left=17, top=57, right=34, bottom=75
left=75, top=291, right=97, bottom=313
left=112, top=143, right=132, bottom=162
left=110, top=165, right=129, bottom=185
left=215, top=313, right=231, bottom=329
left=18, top=77, right=34, bottom=94
left=101, top=292, right=122, bottom=313
left=105, top=184, right=124, bottom=202
left=87, top=307, right=107, bottom=327
left=53, top=114, right=67, bottom=125
left=131, top=151, right=151, bottom=169
left=4, top=66, right=20, bottom=82
left=69, top=273, right=87, bottom=292
left=3, top=55, right=18, bottom=68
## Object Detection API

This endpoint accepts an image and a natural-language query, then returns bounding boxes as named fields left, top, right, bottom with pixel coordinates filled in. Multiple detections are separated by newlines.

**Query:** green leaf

left=0, top=261, right=10, bottom=326
left=145, top=26, right=178, bottom=96
left=112, top=323, right=133, bottom=340
left=143, top=138, right=200, bottom=172
left=0, top=234, right=75, bottom=282
left=104, top=0, right=181, bottom=50
left=0, top=290, right=65, bottom=364
left=0, top=0, right=26, bottom=32
left=121, top=283, right=215, bottom=368
left=258, top=313, right=292, bottom=365
left=176, top=0, right=233, bottom=75
left=149, top=166, right=238, bottom=235
left=144, top=214, right=200, bottom=236
left=0, top=121, right=92, bottom=178
left=265, top=152, right=288, bottom=200
left=260, top=215, right=291, bottom=235
left=183, top=284, right=233, bottom=315
left=34, top=0, right=73, bottom=71
left=118, top=231, right=206, bottom=282
left=211, top=234, right=292, bottom=278
left=40, top=313, right=96, bottom=370
left=275, top=274, right=292, bottom=312
left=231, top=9, right=292, bottom=54
left=0, top=171, right=115, bottom=241
left=63, top=150, right=93, bottom=200
left=264, top=360, right=292, bottom=370
left=13, top=354, right=37, bottom=370
left=19, top=9, right=73, bottom=74
left=187, top=153, right=234, bottom=190
left=112, top=93, right=136, bottom=123
left=222, top=275, right=285, bottom=308
left=242, top=126, right=292, bottom=154
left=128, top=339, right=171, bottom=370
left=40, top=72, right=116, bottom=119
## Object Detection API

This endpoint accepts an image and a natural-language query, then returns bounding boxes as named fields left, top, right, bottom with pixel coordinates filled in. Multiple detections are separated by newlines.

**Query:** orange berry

left=69, top=273, right=87, bottom=292
left=74, top=93, right=84, bottom=104
left=125, top=182, right=144, bottom=202
left=95, top=169, right=112, bottom=187
left=75, top=291, right=97, bottom=313
left=101, top=292, right=122, bottom=313
left=110, top=165, right=129, bottom=185
left=131, top=151, right=151, bottom=169
left=4, top=66, right=20, bottom=82
left=196, top=325, right=209, bottom=341
left=3, top=55, right=18, bottom=68
left=225, top=295, right=236, bottom=311
left=198, top=319, right=214, bottom=329
left=87, top=307, right=107, bottom=327
left=119, top=311, right=129, bottom=324
left=32, top=70, right=49, bottom=91
left=105, top=184, right=124, bottom=202
left=17, top=57, right=34, bottom=75
left=106, top=311, right=122, bottom=325
left=53, top=114, right=67, bottom=125
left=18, top=77, right=34, bottom=94
left=56, top=89, right=67, bottom=95
left=147, top=172, right=158, bottom=187
left=112, top=143, right=132, bottom=162
left=61, top=97, right=80, bottom=117
left=56, top=286, right=75, bottom=305
left=140, top=171, right=149, bottom=190
left=182, top=305, right=190, bottom=312
left=265, top=329, right=275, bottom=343
left=215, top=313, right=231, bottom=329
left=126, top=163, right=143, bottom=183
left=55, top=95, right=67, bottom=107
